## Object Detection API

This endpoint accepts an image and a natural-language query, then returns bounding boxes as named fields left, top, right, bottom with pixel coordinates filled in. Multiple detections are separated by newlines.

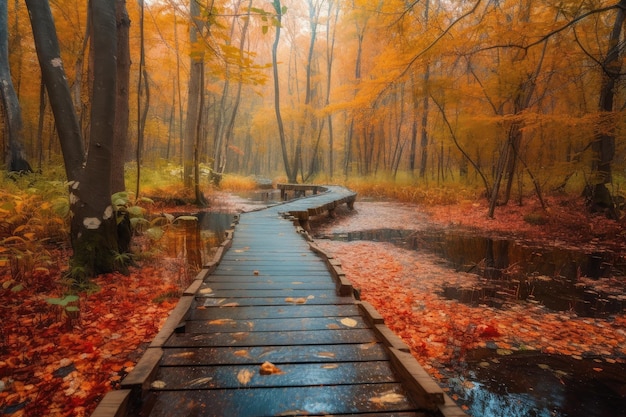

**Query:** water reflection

left=323, top=229, right=626, bottom=317
left=165, top=212, right=234, bottom=268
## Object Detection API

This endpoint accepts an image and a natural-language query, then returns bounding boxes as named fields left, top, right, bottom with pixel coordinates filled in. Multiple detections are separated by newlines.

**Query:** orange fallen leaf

left=259, top=361, right=284, bottom=375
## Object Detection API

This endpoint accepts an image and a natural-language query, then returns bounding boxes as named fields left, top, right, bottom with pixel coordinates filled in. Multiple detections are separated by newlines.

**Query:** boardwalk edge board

left=92, top=185, right=468, bottom=417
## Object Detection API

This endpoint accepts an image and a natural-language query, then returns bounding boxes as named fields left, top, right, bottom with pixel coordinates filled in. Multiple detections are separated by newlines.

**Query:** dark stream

left=320, top=228, right=626, bottom=417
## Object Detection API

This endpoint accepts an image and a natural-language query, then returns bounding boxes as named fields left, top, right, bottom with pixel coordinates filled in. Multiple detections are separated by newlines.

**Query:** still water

left=321, top=227, right=626, bottom=417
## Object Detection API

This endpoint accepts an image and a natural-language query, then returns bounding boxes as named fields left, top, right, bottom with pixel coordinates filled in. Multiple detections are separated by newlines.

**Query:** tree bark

left=26, top=0, right=124, bottom=277
left=588, top=0, right=625, bottom=219
left=272, top=0, right=294, bottom=182
left=184, top=0, right=204, bottom=188
left=112, top=0, right=130, bottom=193
left=0, top=0, right=29, bottom=172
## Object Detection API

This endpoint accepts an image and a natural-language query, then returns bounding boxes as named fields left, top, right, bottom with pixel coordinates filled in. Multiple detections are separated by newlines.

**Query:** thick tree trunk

left=27, top=0, right=123, bottom=277
left=71, top=0, right=119, bottom=275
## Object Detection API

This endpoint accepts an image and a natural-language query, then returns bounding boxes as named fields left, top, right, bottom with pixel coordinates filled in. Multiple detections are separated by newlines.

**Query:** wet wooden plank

left=164, top=329, right=379, bottom=348
left=189, top=304, right=360, bottom=320
left=185, top=316, right=369, bottom=333
left=196, top=295, right=355, bottom=307
left=204, top=275, right=336, bottom=284
left=154, top=361, right=398, bottom=389
left=147, top=383, right=417, bottom=417
left=194, top=288, right=338, bottom=299
left=160, top=343, right=387, bottom=366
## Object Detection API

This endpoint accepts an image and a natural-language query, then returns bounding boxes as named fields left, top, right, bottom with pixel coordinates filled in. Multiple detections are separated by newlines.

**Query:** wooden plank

left=160, top=343, right=388, bottom=366
left=189, top=304, right=360, bottom=320
left=90, top=389, right=131, bottom=417
left=202, top=276, right=336, bottom=285
left=185, top=316, right=370, bottom=333
left=149, top=296, right=194, bottom=348
left=199, top=282, right=337, bottom=291
left=197, top=296, right=355, bottom=307
left=195, top=288, right=338, bottom=299
left=121, top=348, right=163, bottom=394
left=388, top=348, right=445, bottom=411
left=147, top=383, right=417, bottom=417
left=153, top=361, right=398, bottom=390
left=164, top=329, right=379, bottom=348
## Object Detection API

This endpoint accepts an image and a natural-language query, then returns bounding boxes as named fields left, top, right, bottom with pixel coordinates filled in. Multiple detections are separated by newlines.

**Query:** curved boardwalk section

left=92, top=186, right=466, bottom=417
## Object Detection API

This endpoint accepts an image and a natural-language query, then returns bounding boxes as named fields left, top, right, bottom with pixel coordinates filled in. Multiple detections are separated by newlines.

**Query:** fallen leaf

left=199, top=288, right=213, bottom=295
left=237, top=369, right=254, bottom=385
left=285, top=297, right=307, bottom=304
left=170, top=352, right=195, bottom=359
left=209, top=318, right=236, bottom=325
left=369, top=391, right=405, bottom=405
left=186, top=377, right=213, bottom=388
left=151, top=380, right=167, bottom=389
left=340, top=318, right=358, bottom=327
left=316, top=352, right=336, bottom=358
left=259, top=361, right=284, bottom=375
left=321, top=364, right=339, bottom=369
left=234, top=350, right=251, bottom=358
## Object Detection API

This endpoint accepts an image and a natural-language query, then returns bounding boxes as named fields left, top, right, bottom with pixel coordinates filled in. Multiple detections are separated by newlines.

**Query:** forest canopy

left=1, top=0, right=625, bottom=209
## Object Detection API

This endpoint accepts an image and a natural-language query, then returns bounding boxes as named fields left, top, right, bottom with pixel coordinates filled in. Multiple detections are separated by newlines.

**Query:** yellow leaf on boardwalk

left=237, top=369, right=254, bottom=385
left=340, top=318, right=358, bottom=327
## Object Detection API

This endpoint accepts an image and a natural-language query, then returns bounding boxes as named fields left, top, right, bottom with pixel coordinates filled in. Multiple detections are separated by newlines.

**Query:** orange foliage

left=0, top=255, right=182, bottom=416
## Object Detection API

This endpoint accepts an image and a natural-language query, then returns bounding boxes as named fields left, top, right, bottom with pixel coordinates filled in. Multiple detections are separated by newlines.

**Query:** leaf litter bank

left=311, top=200, right=626, bottom=417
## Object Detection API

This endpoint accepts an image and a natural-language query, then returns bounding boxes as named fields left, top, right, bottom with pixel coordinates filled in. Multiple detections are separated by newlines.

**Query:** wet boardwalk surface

left=93, top=186, right=464, bottom=417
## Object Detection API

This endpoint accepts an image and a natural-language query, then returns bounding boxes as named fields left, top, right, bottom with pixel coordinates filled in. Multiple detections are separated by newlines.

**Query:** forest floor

left=1, top=192, right=625, bottom=416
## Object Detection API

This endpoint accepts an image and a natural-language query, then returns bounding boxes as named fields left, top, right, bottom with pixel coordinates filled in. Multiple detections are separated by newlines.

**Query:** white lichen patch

left=51, top=57, right=63, bottom=68
left=103, top=205, right=113, bottom=220
left=83, top=217, right=101, bottom=230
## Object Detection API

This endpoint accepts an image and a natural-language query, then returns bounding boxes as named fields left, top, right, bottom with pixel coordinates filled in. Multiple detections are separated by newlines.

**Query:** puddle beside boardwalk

left=165, top=212, right=235, bottom=268
left=320, top=227, right=626, bottom=417
left=324, top=228, right=626, bottom=318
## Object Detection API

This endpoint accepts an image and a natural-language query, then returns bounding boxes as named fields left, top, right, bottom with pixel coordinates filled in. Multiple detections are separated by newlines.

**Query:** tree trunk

left=0, top=1, right=29, bottom=172
left=26, top=0, right=124, bottom=278
left=111, top=0, right=130, bottom=193
left=589, top=0, right=625, bottom=219
left=72, top=0, right=119, bottom=275
left=184, top=0, right=204, bottom=188
left=272, top=0, right=295, bottom=182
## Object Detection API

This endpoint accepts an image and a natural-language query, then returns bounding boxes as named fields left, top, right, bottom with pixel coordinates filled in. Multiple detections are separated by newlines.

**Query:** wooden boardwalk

left=92, top=186, right=466, bottom=417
